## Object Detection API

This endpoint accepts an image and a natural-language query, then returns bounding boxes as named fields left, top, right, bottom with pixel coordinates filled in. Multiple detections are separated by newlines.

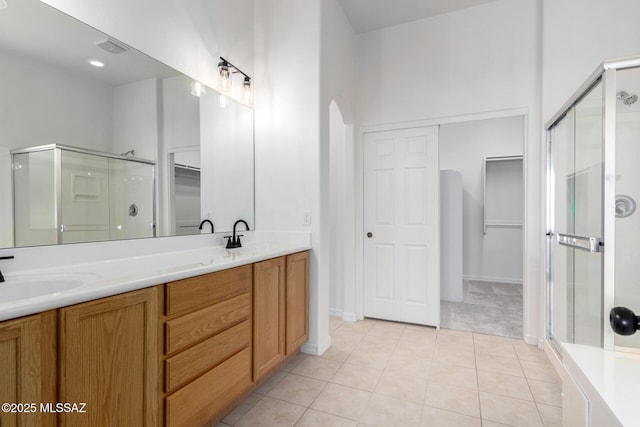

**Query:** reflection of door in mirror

left=168, top=149, right=201, bottom=236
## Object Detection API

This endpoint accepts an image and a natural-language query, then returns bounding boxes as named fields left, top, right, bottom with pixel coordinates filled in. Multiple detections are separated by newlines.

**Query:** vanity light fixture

left=88, top=59, right=104, bottom=68
left=243, top=76, right=252, bottom=104
left=218, top=56, right=252, bottom=104
left=218, top=59, right=231, bottom=92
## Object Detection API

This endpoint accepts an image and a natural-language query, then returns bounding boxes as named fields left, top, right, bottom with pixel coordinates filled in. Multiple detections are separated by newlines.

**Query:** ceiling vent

left=95, top=39, right=128, bottom=55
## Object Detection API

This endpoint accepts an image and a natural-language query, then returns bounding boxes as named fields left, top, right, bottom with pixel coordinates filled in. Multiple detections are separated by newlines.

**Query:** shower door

left=548, top=81, right=604, bottom=348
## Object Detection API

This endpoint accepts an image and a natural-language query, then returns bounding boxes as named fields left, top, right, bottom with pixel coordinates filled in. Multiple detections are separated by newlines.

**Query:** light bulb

left=218, top=61, right=231, bottom=92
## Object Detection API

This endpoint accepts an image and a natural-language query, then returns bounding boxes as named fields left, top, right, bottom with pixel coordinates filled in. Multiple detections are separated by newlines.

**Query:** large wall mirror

left=0, top=0, right=254, bottom=248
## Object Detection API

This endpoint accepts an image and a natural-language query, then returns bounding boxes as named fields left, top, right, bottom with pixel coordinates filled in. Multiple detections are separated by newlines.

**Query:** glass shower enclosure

left=546, top=56, right=640, bottom=352
left=12, top=144, right=155, bottom=247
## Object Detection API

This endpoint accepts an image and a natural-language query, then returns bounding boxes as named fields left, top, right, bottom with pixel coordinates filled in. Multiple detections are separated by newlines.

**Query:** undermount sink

left=0, top=276, right=83, bottom=303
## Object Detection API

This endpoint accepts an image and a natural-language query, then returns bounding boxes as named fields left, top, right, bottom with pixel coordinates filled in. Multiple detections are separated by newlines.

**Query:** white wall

left=0, top=49, right=114, bottom=151
left=253, top=0, right=325, bottom=353
left=322, top=0, right=358, bottom=323
left=440, top=116, right=524, bottom=284
left=113, top=79, right=160, bottom=161
left=542, top=0, right=640, bottom=122
left=41, top=0, right=254, bottom=100
left=355, top=0, right=542, bottom=343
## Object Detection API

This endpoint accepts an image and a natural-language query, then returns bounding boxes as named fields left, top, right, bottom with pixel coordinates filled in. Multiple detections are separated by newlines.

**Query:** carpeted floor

left=440, top=280, right=523, bottom=338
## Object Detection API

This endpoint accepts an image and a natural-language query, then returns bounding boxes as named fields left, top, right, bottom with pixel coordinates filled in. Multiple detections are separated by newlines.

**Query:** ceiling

left=337, top=0, right=500, bottom=33
left=0, top=0, right=178, bottom=86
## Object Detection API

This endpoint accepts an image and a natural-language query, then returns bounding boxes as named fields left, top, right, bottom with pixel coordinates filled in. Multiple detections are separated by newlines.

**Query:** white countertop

left=0, top=240, right=310, bottom=322
left=562, top=343, right=640, bottom=427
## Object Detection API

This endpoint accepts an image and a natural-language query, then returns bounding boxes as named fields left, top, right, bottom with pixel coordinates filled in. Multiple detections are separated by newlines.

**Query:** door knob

left=366, top=232, right=373, bottom=238
left=610, top=306, right=640, bottom=335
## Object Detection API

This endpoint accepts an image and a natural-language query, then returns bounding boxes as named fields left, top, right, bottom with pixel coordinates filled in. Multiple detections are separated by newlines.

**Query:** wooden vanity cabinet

left=161, top=265, right=253, bottom=427
left=0, top=310, right=57, bottom=427
left=253, top=251, right=310, bottom=381
left=58, top=287, right=158, bottom=427
left=286, top=251, right=309, bottom=355
left=253, top=257, right=286, bottom=381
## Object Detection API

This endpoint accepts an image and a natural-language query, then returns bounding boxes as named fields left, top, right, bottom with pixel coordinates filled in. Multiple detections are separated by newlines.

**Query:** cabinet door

left=253, top=257, right=285, bottom=381
left=0, top=311, right=56, bottom=427
left=58, top=288, right=158, bottom=427
left=286, top=251, right=309, bottom=355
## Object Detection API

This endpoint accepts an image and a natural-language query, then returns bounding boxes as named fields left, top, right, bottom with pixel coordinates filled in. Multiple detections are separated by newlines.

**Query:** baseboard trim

left=342, top=312, right=357, bottom=322
left=463, top=275, right=523, bottom=285
left=301, top=335, right=332, bottom=356
left=524, top=333, right=541, bottom=347
left=329, top=308, right=343, bottom=317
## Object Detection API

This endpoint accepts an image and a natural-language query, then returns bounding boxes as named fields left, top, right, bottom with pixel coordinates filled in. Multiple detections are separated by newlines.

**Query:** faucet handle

left=236, top=235, right=244, bottom=248
left=224, top=236, right=234, bottom=249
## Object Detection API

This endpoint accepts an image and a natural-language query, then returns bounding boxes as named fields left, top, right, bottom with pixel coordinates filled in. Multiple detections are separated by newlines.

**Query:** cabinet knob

left=366, top=232, right=373, bottom=238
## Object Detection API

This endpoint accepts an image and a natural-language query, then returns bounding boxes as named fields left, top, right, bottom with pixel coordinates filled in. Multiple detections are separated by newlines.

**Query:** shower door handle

left=556, top=233, right=601, bottom=253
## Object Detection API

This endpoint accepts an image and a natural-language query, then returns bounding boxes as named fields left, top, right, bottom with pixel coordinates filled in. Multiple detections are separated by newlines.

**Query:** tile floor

left=217, top=318, right=562, bottom=427
left=440, top=280, right=523, bottom=338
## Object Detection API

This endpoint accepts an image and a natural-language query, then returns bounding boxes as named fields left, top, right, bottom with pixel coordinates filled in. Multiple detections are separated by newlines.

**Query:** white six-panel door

left=363, top=126, right=439, bottom=326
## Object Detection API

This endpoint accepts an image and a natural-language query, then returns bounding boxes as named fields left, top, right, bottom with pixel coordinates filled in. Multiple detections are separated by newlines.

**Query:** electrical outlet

left=303, top=211, right=311, bottom=226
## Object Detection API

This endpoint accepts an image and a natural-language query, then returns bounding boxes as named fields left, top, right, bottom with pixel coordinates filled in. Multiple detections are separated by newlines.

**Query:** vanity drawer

left=165, top=293, right=250, bottom=355
left=165, top=265, right=252, bottom=316
left=165, top=347, right=252, bottom=427
left=164, top=320, right=250, bottom=393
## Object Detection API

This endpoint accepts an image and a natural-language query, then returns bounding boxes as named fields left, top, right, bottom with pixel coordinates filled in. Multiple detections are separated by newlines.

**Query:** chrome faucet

left=0, top=255, right=15, bottom=283
left=198, top=219, right=214, bottom=234
left=225, top=219, right=250, bottom=249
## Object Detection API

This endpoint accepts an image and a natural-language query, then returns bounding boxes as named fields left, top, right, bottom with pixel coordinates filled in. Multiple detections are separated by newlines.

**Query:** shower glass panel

left=547, top=56, right=640, bottom=353
left=614, top=66, right=640, bottom=350
left=12, top=145, right=155, bottom=246
left=548, top=82, right=603, bottom=348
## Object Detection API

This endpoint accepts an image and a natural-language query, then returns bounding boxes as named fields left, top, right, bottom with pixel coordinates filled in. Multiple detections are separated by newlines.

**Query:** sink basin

left=0, top=276, right=83, bottom=303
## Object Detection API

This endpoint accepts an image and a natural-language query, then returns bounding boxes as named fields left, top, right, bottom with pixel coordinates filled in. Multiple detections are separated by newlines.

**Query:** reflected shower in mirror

left=0, top=0, right=254, bottom=249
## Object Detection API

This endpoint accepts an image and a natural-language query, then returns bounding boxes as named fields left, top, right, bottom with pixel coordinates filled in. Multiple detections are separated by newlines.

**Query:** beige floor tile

left=477, top=370, right=533, bottom=401
left=367, top=322, right=406, bottom=338
left=321, top=345, right=352, bottom=363
left=433, top=346, right=476, bottom=369
left=235, top=396, right=305, bottom=427
left=476, top=352, right=524, bottom=377
left=267, top=373, right=326, bottom=406
left=537, top=402, right=562, bottom=427
left=347, top=348, right=392, bottom=370
left=311, top=383, right=372, bottom=420
left=279, top=353, right=307, bottom=373
left=404, top=323, right=438, bottom=333
left=373, top=370, right=428, bottom=403
left=256, top=369, right=288, bottom=394
left=429, top=362, right=478, bottom=389
left=332, top=329, right=367, bottom=344
left=420, top=406, right=481, bottom=427
left=528, top=379, right=562, bottom=407
left=396, top=337, right=437, bottom=355
left=331, top=336, right=359, bottom=354
left=424, top=381, right=480, bottom=417
left=435, top=334, right=475, bottom=352
left=473, top=336, right=517, bottom=358
left=359, top=393, right=423, bottom=427
left=336, top=320, right=375, bottom=335
left=479, top=392, right=543, bottom=427
left=385, top=352, right=431, bottom=380
left=331, top=363, right=383, bottom=391
left=513, top=341, right=551, bottom=363
left=292, top=356, right=342, bottom=381
left=481, top=421, right=513, bottom=427
left=438, top=328, right=474, bottom=339
left=221, top=393, right=262, bottom=424
left=520, top=360, right=561, bottom=384
left=358, top=333, right=399, bottom=350
left=296, top=409, right=357, bottom=427
left=331, top=316, right=344, bottom=331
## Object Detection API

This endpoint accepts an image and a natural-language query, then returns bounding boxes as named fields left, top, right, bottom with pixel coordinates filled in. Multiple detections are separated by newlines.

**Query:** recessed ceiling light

left=89, top=60, right=105, bottom=68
